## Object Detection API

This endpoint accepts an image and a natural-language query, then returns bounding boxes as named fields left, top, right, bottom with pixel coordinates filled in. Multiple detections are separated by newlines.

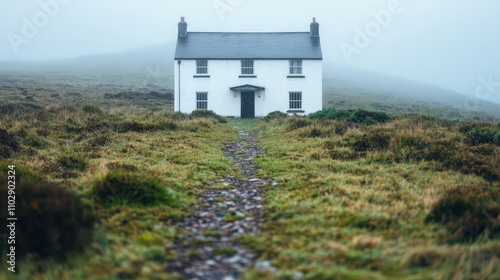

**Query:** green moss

left=213, top=247, right=237, bottom=256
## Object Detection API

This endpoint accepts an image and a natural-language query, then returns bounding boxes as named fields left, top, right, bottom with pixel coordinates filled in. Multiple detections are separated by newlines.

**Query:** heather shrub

left=426, top=188, right=500, bottom=243
left=495, top=131, right=500, bottom=146
left=390, top=131, right=429, bottom=162
left=285, top=117, right=313, bottom=131
left=459, top=123, right=499, bottom=146
left=0, top=175, right=95, bottom=259
left=263, top=111, right=288, bottom=122
left=351, top=129, right=391, bottom=152
left=324, top=141, right=356, bottom=160
left=0, top=102, right=42, bottom=115
left=56, top=149, right=89, bottom=171
left=82, top=104, right=103, bottom=114
left=190, top=110, right=227, bottom=123
left=309, top=108, right=392, bottom=125
left=0, top=129, right=19, bottom=158
left=0, top=163, right=42, bottom=183
left=117, top=119, right=178, bottom=133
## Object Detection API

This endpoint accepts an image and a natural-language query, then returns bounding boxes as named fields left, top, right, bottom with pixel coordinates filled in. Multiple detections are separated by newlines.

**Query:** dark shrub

left=263, top=111, right=288, bottom=122
left=92, top=170, right=179, bottom=207
left=105, top=162, right=138, bottom=172
left=57, top=150, right=89, bottom=171
left=82, top=105, right=103, bottom=114
left=390, top=143, right=425, bottom=163
left=164, top=111, right=190, bottom=120
left=495, top=131, right=500, bottom=146
left=104, top=91, right=173, bottom=101
left=85, top=134, right=111, bottom=151
left=0, top=163, right=42, bottom=183
left=85, top=114, right=111, bottom=132
left=117, top=119, right=178, bottom=133
left=0, top=129, right=19, bottom=158
left=309, top=108, right=392, bottom=125
left=404, top=114, right=439, bottom=122
left=308, top=108, right=351, bottom=121
left=351, top=129, right=391, bottom=152
left=118, top=121, right=148, bottom=132
left=465, top=127, right=497, bottom=145
left=350, top=109, right=392, bottom=125
left=334, top=123, right=350, bottom=135
left=299, top=126, right=327, bottom=138
left=0, top=176, right=95, bottom=259
left=0, top=103, right=42, bottom=115
left=425, top=144, right=500, bottom=182
left=459, top=123, right=499, bottom=146
left=426, top=188, right=500, bottom=243
left=324, top=141, right=356, bottom=160
left=423, top=141, right=456, bottom=162
left=67, top=92, right=82, bottom=97
left=190, top=110, right=227, bottom=123
left=285, top=117, right=313, bottom=131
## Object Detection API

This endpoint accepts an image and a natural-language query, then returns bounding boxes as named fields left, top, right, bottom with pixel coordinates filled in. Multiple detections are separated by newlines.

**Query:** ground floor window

left=196, top=92, right=208, bottom=110
left=289, top=91, right=302, bottom=109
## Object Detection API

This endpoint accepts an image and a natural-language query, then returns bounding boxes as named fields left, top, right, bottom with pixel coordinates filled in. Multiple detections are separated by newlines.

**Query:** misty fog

left=0, top=0, right=499, bottom=104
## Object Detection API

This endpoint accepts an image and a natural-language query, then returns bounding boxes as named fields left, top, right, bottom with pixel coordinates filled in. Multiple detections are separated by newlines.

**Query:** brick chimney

left=178, top=17, right=187, bottom=37
left=310, top=17, right=319, bottom=37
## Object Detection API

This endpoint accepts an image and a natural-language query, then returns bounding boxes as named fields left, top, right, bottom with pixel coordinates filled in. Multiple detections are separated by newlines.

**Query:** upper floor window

left=241, top=60, right=254, bottom=75
left=196, top=60, right=208, bottom=74
left=289, top=60, right=302, bottom=75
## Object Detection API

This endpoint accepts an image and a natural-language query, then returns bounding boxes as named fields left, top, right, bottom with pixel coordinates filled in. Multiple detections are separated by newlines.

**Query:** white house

left=174, top=17, right=323, bottom=118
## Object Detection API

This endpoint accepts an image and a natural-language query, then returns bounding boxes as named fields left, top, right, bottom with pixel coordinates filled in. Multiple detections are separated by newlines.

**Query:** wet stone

left=168, top=130, right=268, bottom=280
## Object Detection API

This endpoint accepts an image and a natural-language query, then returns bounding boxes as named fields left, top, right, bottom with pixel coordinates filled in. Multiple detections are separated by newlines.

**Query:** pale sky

left=0, top=0, right=499, bottom=100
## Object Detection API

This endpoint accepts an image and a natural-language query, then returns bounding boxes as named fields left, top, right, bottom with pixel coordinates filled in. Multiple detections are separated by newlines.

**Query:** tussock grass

left=0, top=101, right=237, bottom=278
left=242, top=113, right=500, bottom=279
left=92, top=170, right=180, bottom=207
left=0, top=174, right=95, bottom=260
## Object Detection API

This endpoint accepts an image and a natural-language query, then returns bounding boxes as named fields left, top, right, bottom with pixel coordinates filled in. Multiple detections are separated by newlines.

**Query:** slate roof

left=175, top=32, right=322, bottom=60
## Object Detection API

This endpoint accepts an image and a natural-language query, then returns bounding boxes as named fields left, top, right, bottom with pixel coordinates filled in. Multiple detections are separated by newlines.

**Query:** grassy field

left=240, top=111, right=499, bottom=280
left=0, top=74, right=173, bottom=112
left=323, top=85, right=500, bottom=123
left=0, top=89, right=237, bottom=279
left=1, top=75, right=499, bottom=279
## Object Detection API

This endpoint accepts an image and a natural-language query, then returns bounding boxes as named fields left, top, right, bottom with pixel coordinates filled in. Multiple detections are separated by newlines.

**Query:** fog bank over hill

left=1, top=43, right=499, bottom=118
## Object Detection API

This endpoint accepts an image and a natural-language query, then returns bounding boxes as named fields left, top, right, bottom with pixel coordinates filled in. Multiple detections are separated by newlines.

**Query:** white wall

left=174, top=59, right=322, bottom=117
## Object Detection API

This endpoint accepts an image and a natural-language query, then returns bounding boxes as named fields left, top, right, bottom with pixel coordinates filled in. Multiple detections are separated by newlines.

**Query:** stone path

left=168, top=129, right=275, bottom=280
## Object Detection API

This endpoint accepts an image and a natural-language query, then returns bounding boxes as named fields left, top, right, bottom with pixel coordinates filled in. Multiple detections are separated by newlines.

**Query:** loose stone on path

left=168, top=130, right=268, bottom=280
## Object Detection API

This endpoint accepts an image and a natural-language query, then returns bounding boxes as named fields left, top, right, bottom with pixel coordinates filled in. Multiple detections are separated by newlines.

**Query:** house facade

left=174, top=17, right=323, bottom=118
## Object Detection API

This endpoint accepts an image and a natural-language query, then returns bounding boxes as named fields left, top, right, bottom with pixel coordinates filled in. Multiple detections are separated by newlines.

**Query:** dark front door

left=241, top=91, right=255, bottom=118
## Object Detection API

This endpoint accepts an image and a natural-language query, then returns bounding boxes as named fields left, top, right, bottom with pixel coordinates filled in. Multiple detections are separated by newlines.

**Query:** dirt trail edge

left=169, top=129, right=272, bottom=280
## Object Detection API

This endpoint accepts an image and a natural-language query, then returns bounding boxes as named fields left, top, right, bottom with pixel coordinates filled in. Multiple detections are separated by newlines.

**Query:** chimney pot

left=178, top=17, right=188, bottom=37
left=310, top=17, right=319, bottom=37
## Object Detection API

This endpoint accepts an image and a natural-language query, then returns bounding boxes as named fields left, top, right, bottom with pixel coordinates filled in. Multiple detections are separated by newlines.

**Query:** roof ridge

left=187, top=31, right=310, bottom=34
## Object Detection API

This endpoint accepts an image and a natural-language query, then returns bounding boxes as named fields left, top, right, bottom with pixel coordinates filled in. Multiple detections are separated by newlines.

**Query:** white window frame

left=289, top=92, right=302, bottom=109
left=241, top=60, right=254, bottom=75
left=289, top=60, right=303, bottom=75
left=196, top=60, right=208, bottom=74
left=196, top=92, right=208, bottom=110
